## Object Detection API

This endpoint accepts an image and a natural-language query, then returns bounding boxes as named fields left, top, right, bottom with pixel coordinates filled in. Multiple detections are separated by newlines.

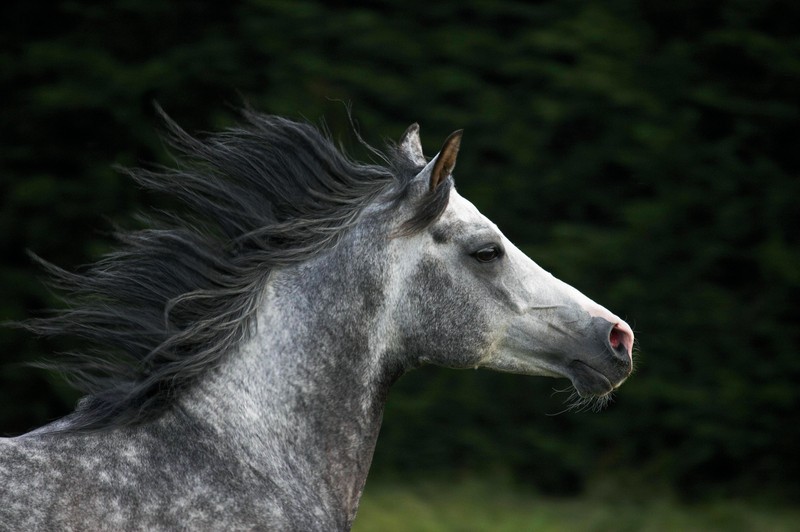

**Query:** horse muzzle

left=566, top=317, right=634, bottom=397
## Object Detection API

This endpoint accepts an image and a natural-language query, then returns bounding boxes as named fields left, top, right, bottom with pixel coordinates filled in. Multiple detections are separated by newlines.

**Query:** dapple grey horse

left=0, top=112, right=634, bottom=530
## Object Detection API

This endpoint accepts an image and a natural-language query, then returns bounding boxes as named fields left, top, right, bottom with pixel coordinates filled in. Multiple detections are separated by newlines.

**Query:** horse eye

left=473, top=245, right=502, bottom=263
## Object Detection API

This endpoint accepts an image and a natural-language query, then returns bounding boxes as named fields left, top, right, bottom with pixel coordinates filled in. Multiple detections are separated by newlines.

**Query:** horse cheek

left=401, top=257, right=490, bottom=369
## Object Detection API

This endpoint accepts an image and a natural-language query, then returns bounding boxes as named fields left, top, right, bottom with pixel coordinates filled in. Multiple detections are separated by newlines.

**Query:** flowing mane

left=25, top=110, right=451, bottom=432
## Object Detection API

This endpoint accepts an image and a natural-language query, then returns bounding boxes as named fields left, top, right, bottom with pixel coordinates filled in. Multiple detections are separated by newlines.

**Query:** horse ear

left=399, top=123, right=426, bottom=166
left=429, top=130, right=463, bottom=191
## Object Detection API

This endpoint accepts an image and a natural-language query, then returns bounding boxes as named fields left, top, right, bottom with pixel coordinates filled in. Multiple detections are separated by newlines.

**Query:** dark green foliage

left=2, top=0, right=798, bottom=498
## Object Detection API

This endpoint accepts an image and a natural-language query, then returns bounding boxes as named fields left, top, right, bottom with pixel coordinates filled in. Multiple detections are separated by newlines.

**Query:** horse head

left=384, top=124, right=634, bottom=398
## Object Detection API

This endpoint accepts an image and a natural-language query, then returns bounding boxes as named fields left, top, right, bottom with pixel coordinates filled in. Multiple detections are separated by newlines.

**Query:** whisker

left=547, top=386, right=614, bottom=416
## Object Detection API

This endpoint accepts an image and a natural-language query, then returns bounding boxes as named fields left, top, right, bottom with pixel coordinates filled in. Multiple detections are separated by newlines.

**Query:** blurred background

left=2, top=1, right=799, bottom=529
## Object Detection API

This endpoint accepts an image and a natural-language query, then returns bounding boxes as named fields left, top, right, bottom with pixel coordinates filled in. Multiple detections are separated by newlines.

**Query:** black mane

left=25, top=110, right=452, bottom=432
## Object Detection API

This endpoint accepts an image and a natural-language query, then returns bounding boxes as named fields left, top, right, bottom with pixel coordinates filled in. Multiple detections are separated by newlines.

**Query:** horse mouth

left=566, top=360, right=617, bottom=397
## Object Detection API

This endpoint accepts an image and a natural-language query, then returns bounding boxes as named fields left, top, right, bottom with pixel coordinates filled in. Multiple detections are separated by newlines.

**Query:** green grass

left=353, top=479, right=800, bottom=532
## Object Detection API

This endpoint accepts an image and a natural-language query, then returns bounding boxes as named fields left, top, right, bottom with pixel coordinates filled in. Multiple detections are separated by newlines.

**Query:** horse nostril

left=609, top=322, right=634, bottom=359
left=609, top=327, right=622, bottom=349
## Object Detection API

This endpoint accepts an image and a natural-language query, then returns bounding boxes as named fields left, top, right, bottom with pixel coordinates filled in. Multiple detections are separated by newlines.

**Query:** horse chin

left=565, top=360, right=618, bottom=397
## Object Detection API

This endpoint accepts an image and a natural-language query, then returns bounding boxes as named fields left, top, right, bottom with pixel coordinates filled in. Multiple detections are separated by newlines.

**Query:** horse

left=0, top=111, right=634, bottom=531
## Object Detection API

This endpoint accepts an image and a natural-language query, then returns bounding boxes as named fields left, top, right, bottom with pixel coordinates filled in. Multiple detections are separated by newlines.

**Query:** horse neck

left=177, top=252, right=398, bottom=525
